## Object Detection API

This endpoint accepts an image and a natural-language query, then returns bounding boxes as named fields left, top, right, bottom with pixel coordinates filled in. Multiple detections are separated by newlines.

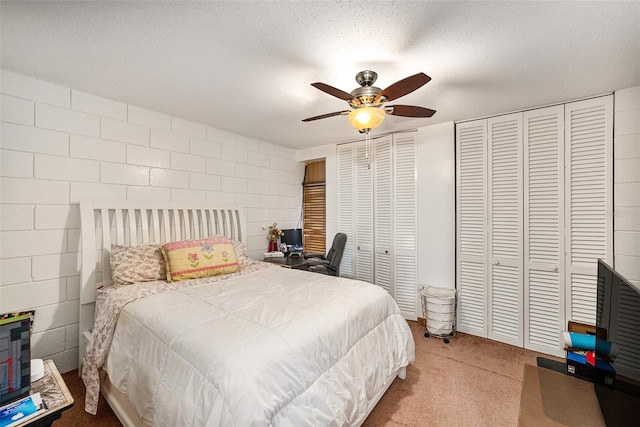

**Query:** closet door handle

left=385, top=250, right=389, bottom=254
left=493, top=260, right=500, bottom=266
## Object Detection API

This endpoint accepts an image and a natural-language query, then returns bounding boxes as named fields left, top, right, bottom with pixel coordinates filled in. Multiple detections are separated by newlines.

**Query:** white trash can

left=420, top=286, right=457, bottom=343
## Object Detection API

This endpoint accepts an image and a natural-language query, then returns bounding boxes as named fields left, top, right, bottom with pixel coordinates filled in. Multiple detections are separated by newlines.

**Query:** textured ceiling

left=1, top=1, right=639, bottom=149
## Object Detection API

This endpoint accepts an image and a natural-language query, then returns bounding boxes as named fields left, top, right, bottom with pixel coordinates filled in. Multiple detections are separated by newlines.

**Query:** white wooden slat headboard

left=78, top=200, right=246, bottom=372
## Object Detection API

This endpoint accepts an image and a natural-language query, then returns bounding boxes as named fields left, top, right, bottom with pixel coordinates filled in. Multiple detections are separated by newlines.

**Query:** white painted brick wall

left=127, top=185, right=171, bottom=201
left=614, top=86, right=640, bottom=286
left=172, top=117, right=206, bottom=138
left=101, top=117, right=149, bottom=146
left=190, top=137, right=222, bottom=159
left=207, top=126, right=235, bottom=145
left=34, top=205, right=81, bottom=230
left=171, top=152, right=205, bottom=173
left=0, top=257, right=31, bottom=285
left=170, top=188, right=206, bottom=202
left=1, top=149, right=33, bottom=178
left=0, top=205, right=33, bottom=231
left=150, top=168, right=189, bottom=188
left=0, top=279, right=67, bottom=313
left=35, top=154, right=100, bottom=182
left=71, top=90, right=127, bottom=120
left=151, top=128, right=189, bottom=152
left=1, top=70, right=70, bottom=108
left=1, top=123, right=69, bottom=155
left=127, top=145, right=171, bottom=168
left=189, top=172, right=221, bottom=191
left=70, top=182, right=126, bottom=203
left=70, top=135, right=127, bottom=163
left=100, top=162, right=149, bottom=186
left=1, top=177, right=70, bottom=204
left=128, top=105, right=171, bottom=130
left=1, top=94, right=34, bottom=125
left=36, top=103, right=99, bottom=137
left=0, top=70, right=302, bottom=372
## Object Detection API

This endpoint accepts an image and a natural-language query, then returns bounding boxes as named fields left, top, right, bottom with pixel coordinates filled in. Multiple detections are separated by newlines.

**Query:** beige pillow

left=110, top=244, right=167, bottom=287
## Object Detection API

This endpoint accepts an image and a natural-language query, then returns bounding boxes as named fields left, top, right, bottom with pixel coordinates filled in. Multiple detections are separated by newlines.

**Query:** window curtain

left=303, top=160, right=326, bottom=254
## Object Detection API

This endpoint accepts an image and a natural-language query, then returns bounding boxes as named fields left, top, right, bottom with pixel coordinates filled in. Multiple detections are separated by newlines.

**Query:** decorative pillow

left=161, top=236, right=240, bottom=282
left=110, top=244, right=167, bottom=287
left=231, top=240, right=252, bottom=268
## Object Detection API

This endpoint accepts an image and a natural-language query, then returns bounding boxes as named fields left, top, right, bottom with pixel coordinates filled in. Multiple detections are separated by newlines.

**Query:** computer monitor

left=281, top=229, right=303, bottom=248
left=0, top=311, right=35, bottom=407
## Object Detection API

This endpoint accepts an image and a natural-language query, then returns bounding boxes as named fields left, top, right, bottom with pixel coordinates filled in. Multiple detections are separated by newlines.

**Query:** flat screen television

left=281, top=228, right=303, bottom=249
left=595, top=259, right=640, bottom=425
left=0, top=311, right=34, bottom=407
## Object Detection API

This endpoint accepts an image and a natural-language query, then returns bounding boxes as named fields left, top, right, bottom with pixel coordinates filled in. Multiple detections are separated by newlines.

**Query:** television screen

left=281, top=229, right=303, bottom=248
left=0, top=311, right=34, bottom=407
left=595, top=259, right=640, bottom=425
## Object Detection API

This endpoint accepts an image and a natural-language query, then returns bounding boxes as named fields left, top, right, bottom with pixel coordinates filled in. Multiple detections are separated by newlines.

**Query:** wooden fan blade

left=375, top=73, right=431, bottom=102
left=302, top=111, right=350, bottom=122
left=311, top=82, right=354, bottom=101
left=385, top=105, right=436, bottom=118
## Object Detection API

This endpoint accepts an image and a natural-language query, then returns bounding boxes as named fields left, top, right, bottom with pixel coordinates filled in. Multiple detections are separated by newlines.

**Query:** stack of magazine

left=0, top=393, right=46, bottom=427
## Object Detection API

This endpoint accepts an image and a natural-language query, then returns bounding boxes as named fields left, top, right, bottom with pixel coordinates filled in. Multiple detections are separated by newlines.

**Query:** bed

left=78, top=200, right=415, bottom=426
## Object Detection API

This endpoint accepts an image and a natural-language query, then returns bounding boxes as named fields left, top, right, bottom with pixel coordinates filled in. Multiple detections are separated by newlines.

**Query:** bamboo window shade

left=303, top=160, right=326, bottom=254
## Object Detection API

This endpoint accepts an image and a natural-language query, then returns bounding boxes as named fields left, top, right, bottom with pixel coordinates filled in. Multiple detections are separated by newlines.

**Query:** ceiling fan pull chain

left=365, top=129, right=371, bottom=169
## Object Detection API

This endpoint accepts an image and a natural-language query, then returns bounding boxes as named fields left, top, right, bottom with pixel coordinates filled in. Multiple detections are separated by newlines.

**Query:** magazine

left=0, top=393, right=46, bottom=427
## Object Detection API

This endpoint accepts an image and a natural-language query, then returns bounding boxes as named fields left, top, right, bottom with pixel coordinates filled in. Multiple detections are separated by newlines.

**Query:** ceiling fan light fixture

left=348, top=106, right=385, bottom=131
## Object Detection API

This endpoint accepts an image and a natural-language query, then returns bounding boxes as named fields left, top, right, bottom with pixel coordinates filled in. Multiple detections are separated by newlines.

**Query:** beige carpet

left=363, top=321, right=544, bottom=426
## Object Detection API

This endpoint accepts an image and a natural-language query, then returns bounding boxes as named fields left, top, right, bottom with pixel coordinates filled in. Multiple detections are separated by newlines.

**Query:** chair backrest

left=326, top=233, right=347, bottom=275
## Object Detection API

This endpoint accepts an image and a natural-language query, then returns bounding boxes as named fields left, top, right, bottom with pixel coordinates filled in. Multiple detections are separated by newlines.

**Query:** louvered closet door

left=355, top=141, right=374, bottom=282
left=337, top=143, right=356, bottom=278
left=524, top=105, right=565, bottom=357
left=374, top=135, right=393, bottom=294
left=488, top=113, right=523, bottom=347
left=456, top=121, right=488, bottom=336
left=393, top=133, right=418, bottom=320
left=565, top=96, right=613, bottom=325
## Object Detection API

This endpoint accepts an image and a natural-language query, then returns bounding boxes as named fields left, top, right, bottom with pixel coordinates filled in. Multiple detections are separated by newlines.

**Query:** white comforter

left=104, top=266, right=414, bottom=426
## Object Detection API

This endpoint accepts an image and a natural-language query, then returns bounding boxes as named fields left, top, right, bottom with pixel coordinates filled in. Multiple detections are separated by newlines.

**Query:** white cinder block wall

left=614, top=86, right=640, bottom=286
left=0, top=70, right=304, bottom=372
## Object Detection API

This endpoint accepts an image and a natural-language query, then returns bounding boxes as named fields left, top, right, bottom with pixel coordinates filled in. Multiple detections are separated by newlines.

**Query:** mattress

left=86, top=264, right=415, bottom=426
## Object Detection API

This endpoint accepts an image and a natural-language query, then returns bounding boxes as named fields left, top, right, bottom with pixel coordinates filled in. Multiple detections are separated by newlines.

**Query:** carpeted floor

left=59, top=320, right=552, bottom=426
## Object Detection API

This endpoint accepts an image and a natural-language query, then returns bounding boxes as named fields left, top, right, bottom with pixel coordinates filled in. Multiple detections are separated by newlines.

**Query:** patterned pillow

left=161, top=236, right=240, bottom=282
left=110, top=244, right=167, bottom=287
left=231, top=240, right=252, bottom=268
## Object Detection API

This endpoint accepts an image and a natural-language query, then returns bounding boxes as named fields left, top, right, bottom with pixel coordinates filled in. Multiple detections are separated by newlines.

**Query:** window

left=302, top=160, right=326, bottom=254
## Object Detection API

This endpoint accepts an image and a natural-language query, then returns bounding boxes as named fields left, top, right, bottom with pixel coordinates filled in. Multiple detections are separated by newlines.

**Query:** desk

left=262, top=256, right=309, bottom=270
left=23, top=360, right=74, bottom=427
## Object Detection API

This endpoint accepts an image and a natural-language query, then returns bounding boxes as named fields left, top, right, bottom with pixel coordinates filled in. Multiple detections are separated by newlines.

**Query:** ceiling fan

left=302, top=70, right=436, bottom=133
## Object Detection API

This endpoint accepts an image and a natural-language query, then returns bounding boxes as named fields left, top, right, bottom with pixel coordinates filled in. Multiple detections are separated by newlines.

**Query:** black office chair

left=304, top=233, right=347, bottom=276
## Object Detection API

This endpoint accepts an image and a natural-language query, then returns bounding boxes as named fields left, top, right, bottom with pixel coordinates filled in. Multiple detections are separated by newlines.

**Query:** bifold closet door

left=564, top=96, right=613, bottom=325
left=337, top=143, right=356, bottom=278
left=393, top=133, right=418, bottom=320
left=487, top=113, right=523, bottom=347
left=374, top=136, right=393, bottom=295
left=456, top=120, right=488, bottom=336
left=355, top=141, right=374, bottom=283
left=524, top=105, right=565, bottom=357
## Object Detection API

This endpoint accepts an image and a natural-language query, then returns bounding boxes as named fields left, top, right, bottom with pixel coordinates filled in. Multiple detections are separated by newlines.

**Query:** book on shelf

left=0, top=393, right=46, bottom=427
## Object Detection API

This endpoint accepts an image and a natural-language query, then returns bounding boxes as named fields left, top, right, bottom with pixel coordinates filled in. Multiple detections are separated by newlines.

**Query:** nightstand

left=21, top=359, right=74, bottom=426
